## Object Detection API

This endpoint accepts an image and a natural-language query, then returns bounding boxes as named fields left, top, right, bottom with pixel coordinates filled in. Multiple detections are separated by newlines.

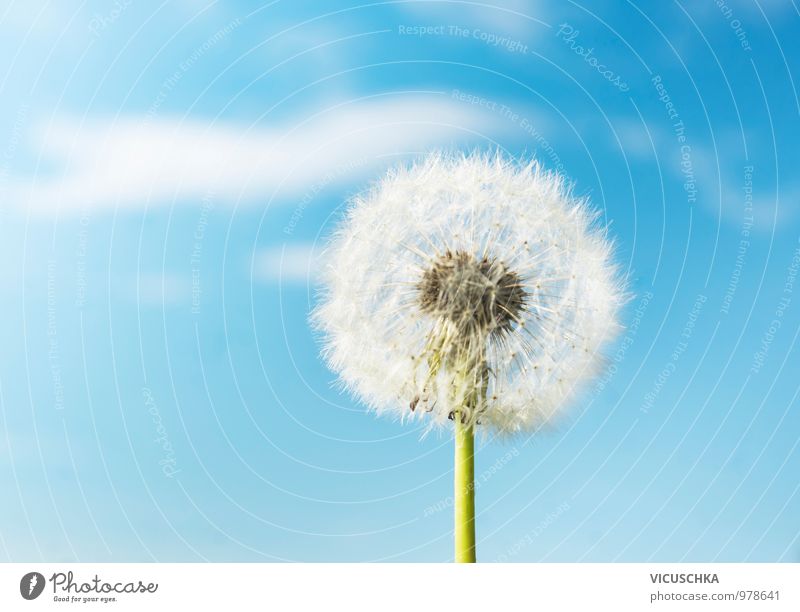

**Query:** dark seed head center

left=418, top=250, right=527, bottom=335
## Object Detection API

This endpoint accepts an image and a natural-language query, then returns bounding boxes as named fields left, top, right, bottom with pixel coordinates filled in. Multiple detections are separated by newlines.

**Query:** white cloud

left=0, top=2, right=77, bottom=40
left=12, top=94, right=505, bottom=214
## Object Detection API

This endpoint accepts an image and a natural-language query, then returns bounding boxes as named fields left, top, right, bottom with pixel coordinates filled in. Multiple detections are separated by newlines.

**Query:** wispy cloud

left=133, top=272, right=193, bottom=306
left=611, top=117, right=662, bottom=159
left=12, top=94, right=505, bottom=214
left=252, top=243, right=320, bottom=284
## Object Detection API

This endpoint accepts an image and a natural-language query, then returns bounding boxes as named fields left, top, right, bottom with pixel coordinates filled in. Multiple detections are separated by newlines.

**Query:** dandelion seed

left=312, top=151, right=626, bottom=562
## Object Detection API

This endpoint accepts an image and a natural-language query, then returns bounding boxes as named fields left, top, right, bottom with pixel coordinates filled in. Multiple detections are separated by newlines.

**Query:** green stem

left=454, top=414, right=476, bottom=562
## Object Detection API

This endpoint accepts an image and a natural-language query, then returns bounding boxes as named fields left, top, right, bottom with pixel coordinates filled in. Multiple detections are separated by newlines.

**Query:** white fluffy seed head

left=312, top=151, right=627, bottom=435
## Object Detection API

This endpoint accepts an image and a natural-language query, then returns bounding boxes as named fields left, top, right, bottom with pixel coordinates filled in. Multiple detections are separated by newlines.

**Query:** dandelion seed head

left=313, top=151, right=626, bottom=435
left=418, top=250, right=526, bottom=337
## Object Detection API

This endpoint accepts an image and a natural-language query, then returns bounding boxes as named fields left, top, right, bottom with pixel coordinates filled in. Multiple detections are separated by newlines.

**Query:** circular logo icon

left=20, top=572, right=45, bottom=600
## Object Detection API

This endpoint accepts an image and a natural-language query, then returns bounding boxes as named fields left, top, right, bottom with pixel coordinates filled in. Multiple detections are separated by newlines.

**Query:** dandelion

left=313, top=152, right=626, bottom=562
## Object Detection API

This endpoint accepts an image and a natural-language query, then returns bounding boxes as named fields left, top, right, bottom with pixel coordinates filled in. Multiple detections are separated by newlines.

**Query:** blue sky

left=0, top=0, right=799, bottom=562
